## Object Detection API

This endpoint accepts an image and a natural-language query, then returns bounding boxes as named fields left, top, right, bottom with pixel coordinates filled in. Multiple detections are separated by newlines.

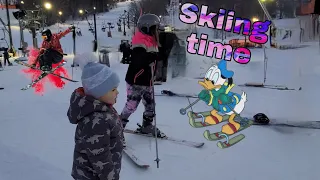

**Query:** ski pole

left=149, top=62, right=160, bottom=168
left=72, top=24, right=76, bottom=78
left=179, top=98, right=200, bottom=115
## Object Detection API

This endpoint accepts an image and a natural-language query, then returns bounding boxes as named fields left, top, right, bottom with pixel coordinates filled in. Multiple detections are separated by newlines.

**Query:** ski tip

left=217, top=141, right=224, bottom=149
left=141, top=165, right=150, bottom=168
left=196, top=142, right=205, bottom=148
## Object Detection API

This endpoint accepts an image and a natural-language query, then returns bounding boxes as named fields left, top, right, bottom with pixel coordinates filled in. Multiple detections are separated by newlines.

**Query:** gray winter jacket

left=67, top=87, right=124, bottom=180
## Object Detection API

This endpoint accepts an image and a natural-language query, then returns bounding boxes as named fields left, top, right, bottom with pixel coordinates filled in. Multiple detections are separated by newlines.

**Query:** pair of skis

left=158, top=90, right=320, bottom=128
left=14, top=59, right=78, bottom=90
left=123, top=128, right=204, bottom=168
left=187, top=111, right=253, bottom=149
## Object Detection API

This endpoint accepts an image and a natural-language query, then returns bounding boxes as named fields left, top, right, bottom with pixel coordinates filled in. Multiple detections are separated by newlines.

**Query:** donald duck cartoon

left=197, top=60, right=247, bottom=135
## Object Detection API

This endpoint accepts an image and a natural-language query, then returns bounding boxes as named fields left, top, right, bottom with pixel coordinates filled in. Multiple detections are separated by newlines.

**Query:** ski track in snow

left=0, top=1, right=320, bottom=180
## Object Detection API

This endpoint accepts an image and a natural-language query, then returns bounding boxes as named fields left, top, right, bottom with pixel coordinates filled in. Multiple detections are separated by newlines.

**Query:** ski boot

left=40, top=65, right=52, bottom=72
left=136, top=115, right=166, bottom=138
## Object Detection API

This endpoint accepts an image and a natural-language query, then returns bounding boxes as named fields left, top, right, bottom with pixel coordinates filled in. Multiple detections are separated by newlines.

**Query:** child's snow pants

left=120, top=83, right=154, bottom=120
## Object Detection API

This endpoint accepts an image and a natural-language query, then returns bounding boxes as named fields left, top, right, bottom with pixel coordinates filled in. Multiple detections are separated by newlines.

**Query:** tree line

left=19, top=0, right=118, bottom=25
left=127, top=0, right=301, bottom=26
left=19, top=0, right=303, bottom=27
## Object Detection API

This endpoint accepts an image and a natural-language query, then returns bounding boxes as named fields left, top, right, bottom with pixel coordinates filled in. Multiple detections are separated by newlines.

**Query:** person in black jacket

left=3, top=48, right=12, bottom=66
left=120, top=14, right=165, bottom=140
left=156, top=29, right=178, bottom=82
left=119, top=41, right=131, bottom=64
left=155, top=25, right=166, bottom=83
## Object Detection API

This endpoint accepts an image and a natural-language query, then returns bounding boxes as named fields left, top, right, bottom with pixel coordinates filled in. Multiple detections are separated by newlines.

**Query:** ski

left=46, top=71, right=78, bottom=82
left=154, top=81, right=162, bottom=85
left=155, top=90, right=198, bottom=98
left=216, top=134, right=245, bottom=149
left=14, top=59, right=78, bottom=82
left=123, top=147, right=149, bottom=168
left=203, top=119, right=254, bottom=141
left=124, top=129, right=205, bottom=148
left=238, top=84, right=295, bottom=91
left=21, top=62, right=66, bottom=90
left=253, top=120, right=320, bottom=129
left=0, top=87, right=4, bottom=90
left=202, top=118, right=253, bottom=149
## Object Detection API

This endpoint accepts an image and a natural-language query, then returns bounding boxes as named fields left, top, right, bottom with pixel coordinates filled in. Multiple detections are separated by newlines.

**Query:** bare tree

left=128, top=1, right=141, bottom=26
left=20, top=0, right=117, bottom=26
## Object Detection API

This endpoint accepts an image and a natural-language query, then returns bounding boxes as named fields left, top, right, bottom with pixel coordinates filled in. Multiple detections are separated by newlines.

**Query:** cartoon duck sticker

left=187, top=60, right=254, bottom=149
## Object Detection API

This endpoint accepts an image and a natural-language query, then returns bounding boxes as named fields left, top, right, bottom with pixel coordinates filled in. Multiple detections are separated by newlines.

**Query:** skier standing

left=120, top=14, right=165, bottom=141
left=32, top=26, right=74, bottom=71
left=67, top=52, right=123, bottom=180
left=119, top=41, right=131, bottom=64
left=155, top=25, right=171, bottom=83
left=3, top=48, right=13, bottom=66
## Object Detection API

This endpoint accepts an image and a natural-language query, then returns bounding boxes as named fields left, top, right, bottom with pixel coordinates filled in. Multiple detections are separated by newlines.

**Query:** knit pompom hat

left=74, top=52, right=120, bottom=98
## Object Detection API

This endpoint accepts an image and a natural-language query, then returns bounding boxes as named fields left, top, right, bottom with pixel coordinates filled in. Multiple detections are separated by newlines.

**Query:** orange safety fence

left=229, top=39, right=262, bottom=48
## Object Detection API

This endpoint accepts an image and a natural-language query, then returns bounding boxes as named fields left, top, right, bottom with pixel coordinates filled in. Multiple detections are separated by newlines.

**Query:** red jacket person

left=32, top=26, right=74, bottom=71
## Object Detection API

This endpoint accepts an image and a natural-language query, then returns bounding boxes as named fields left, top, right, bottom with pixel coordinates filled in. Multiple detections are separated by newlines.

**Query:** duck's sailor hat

left=217, top=60, right=234, bottom=78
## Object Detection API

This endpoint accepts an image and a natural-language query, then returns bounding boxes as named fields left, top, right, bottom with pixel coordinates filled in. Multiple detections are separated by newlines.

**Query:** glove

left=30, top=63, right=36, bottom=68
left=198, top=90, right=211, bottom=104
left=69, top=25, right=75, bottom=31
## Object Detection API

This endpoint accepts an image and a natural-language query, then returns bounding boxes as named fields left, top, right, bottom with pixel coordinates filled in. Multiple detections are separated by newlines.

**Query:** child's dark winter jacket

left=67, top=87, right=123, bottom=180
left=125, top=31, right=159, bottom=86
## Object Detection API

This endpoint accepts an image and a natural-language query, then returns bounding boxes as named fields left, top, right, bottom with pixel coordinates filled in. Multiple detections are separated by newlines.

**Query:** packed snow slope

left=1, top=1, right=320, bottom=180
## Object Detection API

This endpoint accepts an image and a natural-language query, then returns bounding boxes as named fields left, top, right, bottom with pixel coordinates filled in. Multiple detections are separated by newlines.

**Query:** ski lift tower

left=0, top=0, right=18, bottom=53
left=23, top=9, right=42, bottom=48
left=168, top=0, right=179, bottom=30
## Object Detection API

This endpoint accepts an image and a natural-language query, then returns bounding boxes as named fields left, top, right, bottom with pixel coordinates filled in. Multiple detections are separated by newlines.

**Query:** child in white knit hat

left=67, top=52, right=123, bottom=180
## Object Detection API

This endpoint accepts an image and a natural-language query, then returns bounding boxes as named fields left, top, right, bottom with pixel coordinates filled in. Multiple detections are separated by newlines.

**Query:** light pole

left=5, top=0, right=13, bottom=52
left=258, top=0, right=275, bottom=25
left=258, top=0, right=274, bottom=84
left=58, top=11, right=62, bottom=23
left=244, top=0, right=276, bottom=87
left=92, top=7, right=98, bottom=51
left=44, top=2, right=52, bottom=10
left=13, top=9, right=27, bottom=56
left=80, top=8, right=98, bottom=52
left=42, top=2, right=52, bottom=30
left=124, top=10, right=130, bottom=29
left=133, top=15, right=136, bottom=34
left=120, top=14, right=126, bottom=36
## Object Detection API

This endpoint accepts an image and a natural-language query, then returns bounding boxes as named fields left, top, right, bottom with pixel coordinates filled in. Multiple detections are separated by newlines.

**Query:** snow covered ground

left=1, top=1, right=320, bottom=180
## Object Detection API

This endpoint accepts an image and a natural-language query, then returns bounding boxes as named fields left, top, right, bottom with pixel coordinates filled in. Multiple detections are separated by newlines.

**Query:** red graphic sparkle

left=21, top=48, right=70, bottom=95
